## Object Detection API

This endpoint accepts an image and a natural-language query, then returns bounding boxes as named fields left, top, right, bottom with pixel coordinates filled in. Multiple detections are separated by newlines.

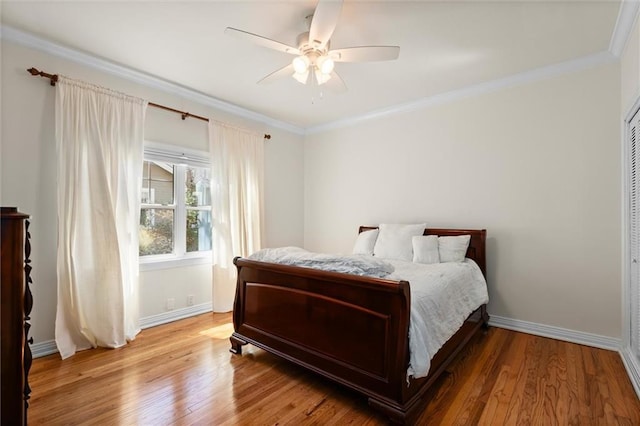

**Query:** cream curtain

left=209, top=122, right=264, bottom=312
left=55, top=76, right=147, bottom=359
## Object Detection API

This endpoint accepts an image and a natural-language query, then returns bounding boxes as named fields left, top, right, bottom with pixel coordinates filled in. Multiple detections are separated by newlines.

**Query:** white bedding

left=386, top=258, right=488, bottom=379
left=248, top=246, right=395, bottom=278
left=246, top=248, right=489, bottom=380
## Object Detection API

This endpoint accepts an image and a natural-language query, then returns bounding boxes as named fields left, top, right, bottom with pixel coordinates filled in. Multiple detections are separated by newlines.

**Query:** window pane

left=186, top=209, right=212, bottom=252
left=185, top=167, right=211, bottom=207
left=141, top=161, right=174, bottom=205
left=139, top=208, right=174, bottom=256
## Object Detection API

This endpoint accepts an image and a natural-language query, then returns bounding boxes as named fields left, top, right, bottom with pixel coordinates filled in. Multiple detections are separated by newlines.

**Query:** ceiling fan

left=225, top=0, right=400, bottom=93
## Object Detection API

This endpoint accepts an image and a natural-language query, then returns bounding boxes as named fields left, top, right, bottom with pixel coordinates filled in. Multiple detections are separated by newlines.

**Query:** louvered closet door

left=630, top=108, right=640, bottom=360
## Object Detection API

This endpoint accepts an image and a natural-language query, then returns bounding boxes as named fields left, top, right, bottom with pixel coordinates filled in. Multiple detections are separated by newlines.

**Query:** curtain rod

left=27, top=67, right=271, bottom=140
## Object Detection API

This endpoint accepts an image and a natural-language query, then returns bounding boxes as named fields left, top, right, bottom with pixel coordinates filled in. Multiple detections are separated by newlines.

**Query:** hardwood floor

left=29, top=313, right=640, bottom=425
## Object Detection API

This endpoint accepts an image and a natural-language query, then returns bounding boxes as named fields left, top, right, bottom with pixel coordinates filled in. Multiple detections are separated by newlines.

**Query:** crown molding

left=0, top=25, right=305, bottom=136
left=609, top=0, right=640, bottom=57
left=309, top=0, right=634, bottom=134
left=0, top=17, right=626, bottom=136
left=307, top=50, right=617, bottom=134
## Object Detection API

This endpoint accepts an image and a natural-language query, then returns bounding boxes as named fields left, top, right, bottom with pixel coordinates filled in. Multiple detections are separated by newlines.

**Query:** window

left=139, top=144, right=211, bottom=267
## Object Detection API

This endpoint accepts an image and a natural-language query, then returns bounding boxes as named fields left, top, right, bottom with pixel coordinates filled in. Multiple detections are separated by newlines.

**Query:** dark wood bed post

left=229, top=256, right=248, bottom=355
left=229, top=335, right=247, bottom=355
left=481, top=305, right=490, bottom=328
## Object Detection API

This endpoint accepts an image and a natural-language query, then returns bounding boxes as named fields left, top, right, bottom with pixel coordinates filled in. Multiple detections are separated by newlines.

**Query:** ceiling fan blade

left=330, top=46, right=400, bottom=62
left=322, top=70, right=347, bottom=93
left=308, top=0, right=344, bottom=48
left=225, top=27, right=300, bottom=55
left=257, top=64, right=295, bottom=85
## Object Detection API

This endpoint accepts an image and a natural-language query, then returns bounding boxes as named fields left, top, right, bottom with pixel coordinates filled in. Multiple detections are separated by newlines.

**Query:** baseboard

left=32, top=310, right=622, bottom=361
left=30, top=340, right=60, bottom=358
left=31, top=302, right=213, bottom=358
left=139, top=302, right=213, bottom=329
left=621, top=347, right=640, bottom=399
left=488, top=315, right=621, bottom=351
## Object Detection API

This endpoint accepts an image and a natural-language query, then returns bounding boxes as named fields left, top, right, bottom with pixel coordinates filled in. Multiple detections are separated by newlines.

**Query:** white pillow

left=373, top=223, right=426, bottom=261
left=412, top=235, right=440, bottom=264
left=352, top=229, right=379, bottom=255
left=439, top=235, right=471, bottom=263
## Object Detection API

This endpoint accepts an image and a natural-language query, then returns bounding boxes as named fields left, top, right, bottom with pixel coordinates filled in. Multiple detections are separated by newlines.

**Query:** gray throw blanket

left=247, top=247, right=394, bottom=278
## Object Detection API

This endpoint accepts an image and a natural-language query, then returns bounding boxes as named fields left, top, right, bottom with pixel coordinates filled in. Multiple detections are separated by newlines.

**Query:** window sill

left=139, top=253, right=212, bottom=272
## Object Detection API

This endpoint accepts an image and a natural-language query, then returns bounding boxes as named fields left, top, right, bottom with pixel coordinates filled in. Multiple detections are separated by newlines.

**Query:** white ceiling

left=0, top=1, right=625, bottom=130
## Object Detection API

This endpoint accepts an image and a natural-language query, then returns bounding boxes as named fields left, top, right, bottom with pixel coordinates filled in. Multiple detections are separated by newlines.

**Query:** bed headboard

left=358, top=226, right=487, bottom=278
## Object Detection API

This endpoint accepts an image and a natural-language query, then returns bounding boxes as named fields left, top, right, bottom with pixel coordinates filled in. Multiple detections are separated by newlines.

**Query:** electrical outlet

left=166, top=298, right=175, bottom=311
left=187, top=295, right=194, bottom=306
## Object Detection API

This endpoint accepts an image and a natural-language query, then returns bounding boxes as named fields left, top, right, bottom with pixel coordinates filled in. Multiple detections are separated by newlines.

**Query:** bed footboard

left=231, top=256, right=412, bottom=403
left=230, top=255, right=488, bottom=424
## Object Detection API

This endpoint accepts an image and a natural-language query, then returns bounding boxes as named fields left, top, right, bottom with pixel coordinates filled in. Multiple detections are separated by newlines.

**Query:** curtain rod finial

left=28, top=67, right=58, bottom=86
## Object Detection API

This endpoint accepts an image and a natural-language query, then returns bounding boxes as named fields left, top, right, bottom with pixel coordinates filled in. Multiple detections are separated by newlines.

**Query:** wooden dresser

left=1, top=207, right=33, bottom=425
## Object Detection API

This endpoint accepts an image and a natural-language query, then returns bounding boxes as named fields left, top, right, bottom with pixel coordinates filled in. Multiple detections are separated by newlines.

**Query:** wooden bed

left=230, top=227, right=489, bottom=424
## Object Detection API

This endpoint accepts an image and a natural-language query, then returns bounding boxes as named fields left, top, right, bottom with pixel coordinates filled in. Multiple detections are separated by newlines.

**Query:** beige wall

left=0, top=32, right=625, bottom=347
left=304, top=62, right=622, bottom=338
left=621, top=14, right=640, bottom=115
left=0, top=40, right=305, bottom=344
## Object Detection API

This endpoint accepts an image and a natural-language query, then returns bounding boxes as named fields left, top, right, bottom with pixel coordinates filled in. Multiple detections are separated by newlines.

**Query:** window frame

left=139, top=142, right=212, bottom=271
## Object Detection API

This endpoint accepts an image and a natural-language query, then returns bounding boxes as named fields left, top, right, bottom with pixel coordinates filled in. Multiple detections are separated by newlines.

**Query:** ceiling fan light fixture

left=293, top=70, right=310, bottom=84
left=317, top=55, right=335, bottom=75
left=226, top=0, right=399, bottom=93
left=292, top=55, right=310, bottom=74
left=314, top=69, right=332, bottom=85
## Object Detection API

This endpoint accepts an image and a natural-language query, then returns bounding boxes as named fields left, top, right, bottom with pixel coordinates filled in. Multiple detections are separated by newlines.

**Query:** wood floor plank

left=478, top=331, right=527, bottom=425
left=436, top=327, right=508, bottom=425
left=499, top=333, right=533, bottom=425
left=478, top=365, right=516, bottom=424
left=28, top=313, right=640, bottom=425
